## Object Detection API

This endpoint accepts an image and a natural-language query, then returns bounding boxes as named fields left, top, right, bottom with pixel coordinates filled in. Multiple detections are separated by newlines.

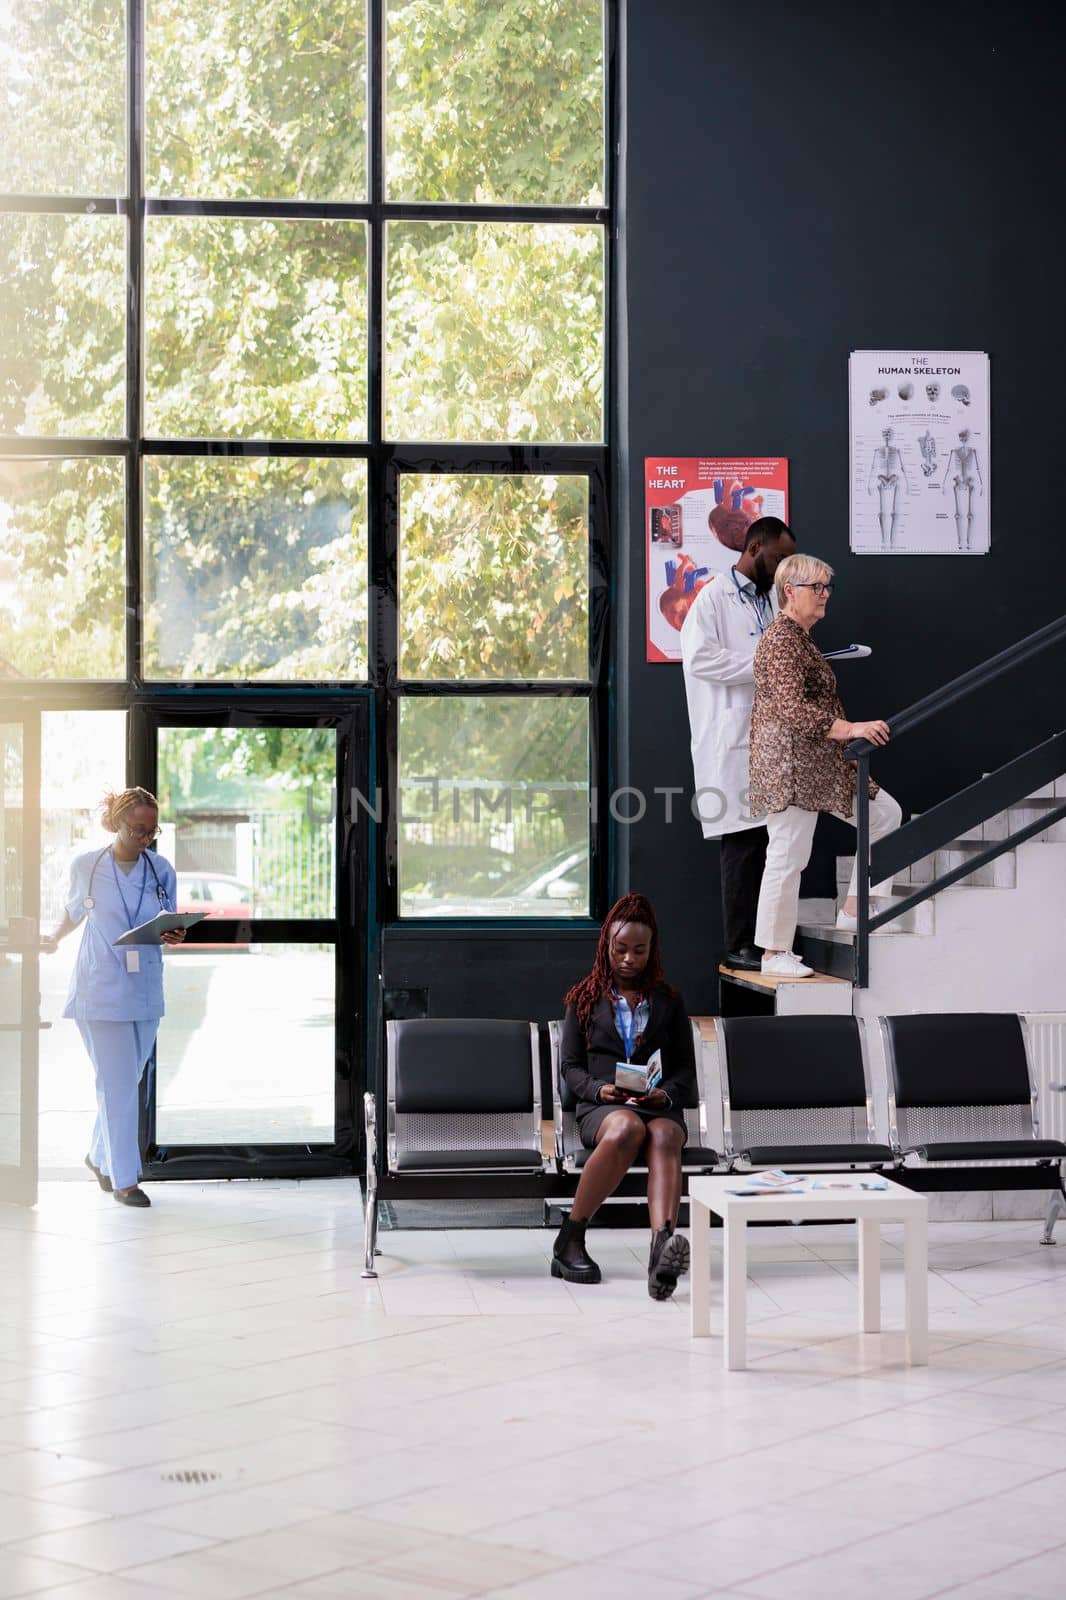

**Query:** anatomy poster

left=849, top=350, right=990, bottom=556
left=646, top=456, right=789, bottom=662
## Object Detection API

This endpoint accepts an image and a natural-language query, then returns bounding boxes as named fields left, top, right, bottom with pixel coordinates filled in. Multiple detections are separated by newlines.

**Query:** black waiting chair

left=362, top=1017, right=548, bottom=1276
left=549, top=1018, right=719, bottom=1180
left=881, top=1014, right=1066, bottom=1230
left=718, top=1014, right=894, bottom=1169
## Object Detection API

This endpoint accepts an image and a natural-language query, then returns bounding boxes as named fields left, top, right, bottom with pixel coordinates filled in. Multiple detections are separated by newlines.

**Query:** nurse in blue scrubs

left=44, top=787, right=185, bottom=1208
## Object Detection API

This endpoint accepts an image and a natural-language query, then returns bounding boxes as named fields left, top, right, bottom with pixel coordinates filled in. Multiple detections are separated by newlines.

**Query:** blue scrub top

left=63, top=848, right=178, bottom=1023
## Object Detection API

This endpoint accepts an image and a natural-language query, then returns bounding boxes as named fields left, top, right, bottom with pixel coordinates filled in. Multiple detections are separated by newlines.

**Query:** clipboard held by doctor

left=114, top=911, right=206, bottom=946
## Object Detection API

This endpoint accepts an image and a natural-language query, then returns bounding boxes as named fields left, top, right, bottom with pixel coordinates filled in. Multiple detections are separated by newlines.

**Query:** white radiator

left=1024, top=1013, right=1066, bottom=1143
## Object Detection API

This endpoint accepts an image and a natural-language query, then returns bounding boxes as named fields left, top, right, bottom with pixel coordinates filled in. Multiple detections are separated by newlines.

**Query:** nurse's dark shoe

left=648, top=1223, right=690, bottom=1300
left=113, top=1187, right=151, bottom=1208
left=84, top=1155, right=112, bottom=1193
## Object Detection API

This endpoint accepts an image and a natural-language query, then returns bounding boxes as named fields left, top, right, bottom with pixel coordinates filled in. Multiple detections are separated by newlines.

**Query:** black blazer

left=560, top=985, right=698, bottom=1122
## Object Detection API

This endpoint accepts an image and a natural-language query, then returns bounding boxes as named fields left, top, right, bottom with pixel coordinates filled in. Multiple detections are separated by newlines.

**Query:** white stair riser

left=843, top=848, right=1017, bottom=890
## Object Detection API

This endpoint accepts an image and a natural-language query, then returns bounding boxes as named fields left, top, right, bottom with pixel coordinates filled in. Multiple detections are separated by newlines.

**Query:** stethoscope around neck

left=82, top=845, right=168, bottom=913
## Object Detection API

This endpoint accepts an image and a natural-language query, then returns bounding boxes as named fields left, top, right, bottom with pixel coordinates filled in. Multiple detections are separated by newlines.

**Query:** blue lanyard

left=731, top=567, right=771, bottom=635
left=109, top=850, right=149, bottom=931
left=612, top=991, right=645, bottom=1061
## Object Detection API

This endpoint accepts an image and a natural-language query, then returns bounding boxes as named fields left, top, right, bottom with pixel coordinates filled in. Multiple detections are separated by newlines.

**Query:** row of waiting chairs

left=361, top=1013, right=1066, bottom=1275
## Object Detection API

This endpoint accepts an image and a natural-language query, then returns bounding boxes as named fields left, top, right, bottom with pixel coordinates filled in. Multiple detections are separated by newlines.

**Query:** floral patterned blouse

left=749, top=615, right=879, bottom=818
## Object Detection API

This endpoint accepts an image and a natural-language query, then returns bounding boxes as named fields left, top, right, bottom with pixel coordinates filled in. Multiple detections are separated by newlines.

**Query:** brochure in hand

left=615, top=1048, right=663, bottom=1096
left=114, top=911, right=206, bottom=947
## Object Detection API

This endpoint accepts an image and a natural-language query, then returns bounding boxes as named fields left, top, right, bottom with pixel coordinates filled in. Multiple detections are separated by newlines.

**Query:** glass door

left=0, top=712, right=40, bottom=1205
left=135, top=701, right=369, bottom=1179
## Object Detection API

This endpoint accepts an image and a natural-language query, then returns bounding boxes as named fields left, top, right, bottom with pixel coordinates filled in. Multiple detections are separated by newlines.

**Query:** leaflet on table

left=645, top=456, right=789, bottom=662
left=726, top=1184, right=807, bottom=1196
left=811, top=1177, right=888, bottom=1190
left=849, top=350, right=990, bottom=557
left=615, top=1049, right=662, bottom=1096
left=727, top=1168, right=805, bottom=1194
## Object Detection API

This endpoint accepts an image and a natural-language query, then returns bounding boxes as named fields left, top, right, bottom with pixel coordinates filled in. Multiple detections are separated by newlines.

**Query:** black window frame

left=0, top=3, right=616, bottom=1170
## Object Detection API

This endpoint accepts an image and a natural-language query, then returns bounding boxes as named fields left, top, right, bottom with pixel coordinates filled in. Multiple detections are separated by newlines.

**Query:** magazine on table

left=811, top=1177, right=888, bottom=1190
left=727, top=1168, right=807, bottom=1197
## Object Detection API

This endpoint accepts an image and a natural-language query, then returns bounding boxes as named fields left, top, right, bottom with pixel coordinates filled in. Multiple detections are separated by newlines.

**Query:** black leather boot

left=648, top=1222, right=690, bottom=1300
left=551, top=1216, right=602, bottom=1284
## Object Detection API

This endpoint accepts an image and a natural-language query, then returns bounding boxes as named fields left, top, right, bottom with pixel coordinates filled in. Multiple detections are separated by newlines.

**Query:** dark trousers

left=719, top=825, right=769, bottom=952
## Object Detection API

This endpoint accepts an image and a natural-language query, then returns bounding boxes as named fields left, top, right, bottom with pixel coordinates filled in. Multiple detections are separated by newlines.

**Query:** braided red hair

left=564, top=892, right=672, bottom=1035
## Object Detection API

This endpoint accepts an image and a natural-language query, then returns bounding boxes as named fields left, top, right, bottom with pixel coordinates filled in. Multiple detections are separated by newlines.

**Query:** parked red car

left=174, top=872, right=255, bottom=948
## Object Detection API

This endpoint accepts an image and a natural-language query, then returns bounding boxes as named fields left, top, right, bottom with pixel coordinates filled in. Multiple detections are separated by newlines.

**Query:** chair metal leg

left=1041, top=1182, right=1065, bottom=1246
left=361, top=1091, right=380, bottom=1278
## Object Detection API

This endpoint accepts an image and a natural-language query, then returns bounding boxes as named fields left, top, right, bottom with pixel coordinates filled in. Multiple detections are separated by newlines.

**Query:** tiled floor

left=2, top=1182, right=1066, bottom=1598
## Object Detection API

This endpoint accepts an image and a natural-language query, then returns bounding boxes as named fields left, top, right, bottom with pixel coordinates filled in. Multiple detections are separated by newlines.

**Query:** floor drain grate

left=160, top=1469, right=220, bottom=1485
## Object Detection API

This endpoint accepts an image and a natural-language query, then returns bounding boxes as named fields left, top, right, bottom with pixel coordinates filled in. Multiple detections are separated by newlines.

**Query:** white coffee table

left=688, top=1173, right=929, bottom=1369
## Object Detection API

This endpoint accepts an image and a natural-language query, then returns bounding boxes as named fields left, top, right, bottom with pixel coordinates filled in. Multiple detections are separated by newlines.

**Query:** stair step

left=718, top=963, right=850, bottom=992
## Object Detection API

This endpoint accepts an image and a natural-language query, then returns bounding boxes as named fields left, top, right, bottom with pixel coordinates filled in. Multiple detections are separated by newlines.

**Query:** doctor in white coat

left=680, top=518, right=796, bottom=969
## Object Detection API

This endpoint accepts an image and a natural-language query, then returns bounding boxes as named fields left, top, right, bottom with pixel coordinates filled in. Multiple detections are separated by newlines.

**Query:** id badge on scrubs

left=125, top=949, right=140, bottom=974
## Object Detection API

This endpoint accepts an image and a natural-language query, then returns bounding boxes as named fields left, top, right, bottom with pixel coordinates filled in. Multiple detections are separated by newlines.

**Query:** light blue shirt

left=611, top=992, right=650, bottom=1059
left=62, top=848, right=177, bottom=1023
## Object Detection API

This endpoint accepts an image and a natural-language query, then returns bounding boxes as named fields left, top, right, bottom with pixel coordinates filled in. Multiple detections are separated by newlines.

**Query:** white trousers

left=754, top=789, right=903, bottom=953
left=78, top=1020, right=158, bottom=1191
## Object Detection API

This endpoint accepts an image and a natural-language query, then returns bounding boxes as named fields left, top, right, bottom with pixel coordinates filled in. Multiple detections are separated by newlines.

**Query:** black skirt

left=577, top=1100, right=688, bottom=1150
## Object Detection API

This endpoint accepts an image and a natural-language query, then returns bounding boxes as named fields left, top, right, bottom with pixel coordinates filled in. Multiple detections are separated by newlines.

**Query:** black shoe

left=84, top=1155, right=112, bottom=1193
left=648, top=1224, right=690, bottom=1301
left=113, top=1187, right=151, bottom=1208
left=550, top=1217, right=601, bottom=1284
left=724, top=945, right=763, bottom=972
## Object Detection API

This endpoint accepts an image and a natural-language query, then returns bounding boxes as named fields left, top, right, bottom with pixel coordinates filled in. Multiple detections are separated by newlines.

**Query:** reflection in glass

left=0, top=954, right=21, bottom=1167
left=37, top=711, right=126, bottom=1172
left=398, top=474, right=588, bottom=680
left=145, top=218, right=368, bottom=440
left=0, top=0, right=125, bottom=197
left=0, top=723, right=21, bottom=1168
left=156, top=945, right=335, bottom=1143
left=398, top=696, right=589, bottom=917
left=144, top=457, right=368, bottom=681
left=385, top=0, right=604, bottom=205
left=146, top=0, right=367, bottom=201
left=0, top=457, right=125, bottom=679
left=385, top=222, right=603, bottom=443
left=0, top=214, right=125, bottom=437
left=157, top=726, right=336, bottom=919
left=0, top=723, right=23, bottom=936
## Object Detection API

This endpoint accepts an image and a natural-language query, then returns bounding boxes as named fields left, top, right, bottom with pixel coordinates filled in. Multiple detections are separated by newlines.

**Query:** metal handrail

left=845, top=613, right=1066, bottom=759
left=846, top=612, right=1066, bottom=986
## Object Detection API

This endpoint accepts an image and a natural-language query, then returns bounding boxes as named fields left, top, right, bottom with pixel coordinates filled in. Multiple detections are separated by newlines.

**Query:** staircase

left=714, top=616, right=1066, bottom=1218
left=799, top=774, right=1066, bottom=1010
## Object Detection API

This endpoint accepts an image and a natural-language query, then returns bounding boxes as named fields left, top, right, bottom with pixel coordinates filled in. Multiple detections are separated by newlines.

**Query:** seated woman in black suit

left=553, top=892, right=695, bottom=1300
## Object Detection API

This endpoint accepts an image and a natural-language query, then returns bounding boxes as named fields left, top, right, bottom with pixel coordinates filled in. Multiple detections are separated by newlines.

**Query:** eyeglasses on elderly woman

left=788, top=581, right=834, bottom=597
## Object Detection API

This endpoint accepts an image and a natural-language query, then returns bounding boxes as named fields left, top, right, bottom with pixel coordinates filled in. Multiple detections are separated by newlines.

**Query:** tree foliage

left=399, top=473, right=588, bottom=680
left=386, top=0, right=603, bottom=205
left=0, top=0, right=603, bottom=900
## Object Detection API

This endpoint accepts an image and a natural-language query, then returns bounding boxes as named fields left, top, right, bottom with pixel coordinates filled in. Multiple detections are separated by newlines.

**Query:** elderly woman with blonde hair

left=749, top=554, right=902, bottom=977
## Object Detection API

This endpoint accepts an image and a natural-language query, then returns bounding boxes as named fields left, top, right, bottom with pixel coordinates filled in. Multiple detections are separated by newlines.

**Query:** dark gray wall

left=621, top=0, right=1066, bottom=1013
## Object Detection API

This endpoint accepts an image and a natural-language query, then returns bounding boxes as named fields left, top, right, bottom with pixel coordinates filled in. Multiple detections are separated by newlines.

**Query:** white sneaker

left=760, top=951, right=813, bottom=978
left=835, top=897, right=897, bottom=933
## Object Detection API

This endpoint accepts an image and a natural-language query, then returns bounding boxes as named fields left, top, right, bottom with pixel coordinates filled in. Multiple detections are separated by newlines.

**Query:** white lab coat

left=679, top=570, right=778, bottom=839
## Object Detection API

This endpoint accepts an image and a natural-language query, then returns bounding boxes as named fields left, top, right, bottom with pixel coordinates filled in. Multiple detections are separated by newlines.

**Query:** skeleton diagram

left=867, top=426, right=910, bottom=548
left=918, top=430, right=938, bottom=478
left=942, top=428, right=983, bottom=549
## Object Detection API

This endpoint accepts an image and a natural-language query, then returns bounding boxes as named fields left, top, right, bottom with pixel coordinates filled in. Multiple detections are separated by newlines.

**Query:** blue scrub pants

left=77, top=1020, right=158, bottom=1192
